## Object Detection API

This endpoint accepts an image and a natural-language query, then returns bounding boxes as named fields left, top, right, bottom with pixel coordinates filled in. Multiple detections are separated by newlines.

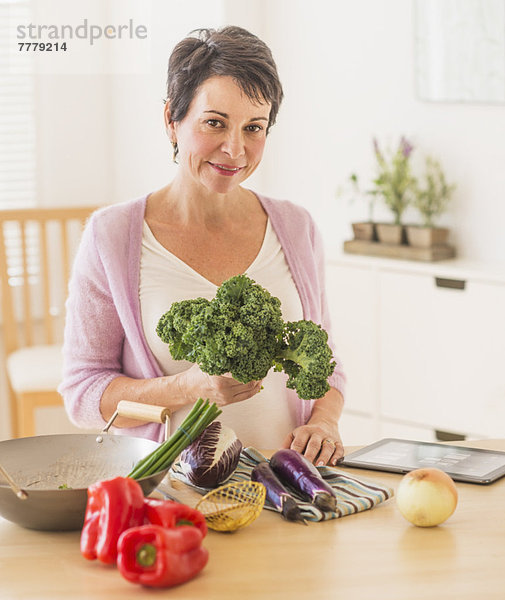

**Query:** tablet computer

left=340, top=438, right=505, bottom=484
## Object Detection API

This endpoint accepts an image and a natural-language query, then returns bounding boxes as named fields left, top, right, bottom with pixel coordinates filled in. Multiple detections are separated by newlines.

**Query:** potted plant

left=372, top=136, right=417, bottom=245
left=348, top=173, right=378, bottom=241
left=406, top=157, right=456, bottom=248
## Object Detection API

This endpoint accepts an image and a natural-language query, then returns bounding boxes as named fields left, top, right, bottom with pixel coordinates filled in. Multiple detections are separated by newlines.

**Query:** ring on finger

left=323, top=438, right=335, bottom=447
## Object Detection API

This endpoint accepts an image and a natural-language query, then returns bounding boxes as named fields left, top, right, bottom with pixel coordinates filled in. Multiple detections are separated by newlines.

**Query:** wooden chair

left=0, top=206, right=99, bottom=438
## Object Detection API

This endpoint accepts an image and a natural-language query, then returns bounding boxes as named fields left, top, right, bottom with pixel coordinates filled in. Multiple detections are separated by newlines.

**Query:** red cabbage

left=179, top=421, right=242, bottom=488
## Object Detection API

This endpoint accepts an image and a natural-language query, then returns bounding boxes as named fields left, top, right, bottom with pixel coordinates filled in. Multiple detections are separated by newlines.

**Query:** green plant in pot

left=373, top=136, right=417, bottom=245
left=347, top=173, right=379, bottom=241
left=406, top=157, right=456, bottom=248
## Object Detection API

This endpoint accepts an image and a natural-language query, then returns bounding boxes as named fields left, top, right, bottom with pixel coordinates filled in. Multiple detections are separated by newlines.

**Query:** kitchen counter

left=1, top=439, right=504, bottom=599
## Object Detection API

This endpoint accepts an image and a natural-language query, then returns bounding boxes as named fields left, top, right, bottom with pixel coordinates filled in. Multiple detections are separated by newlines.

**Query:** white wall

left=259, top=0, right=505, bottom=263
left=30, top=0, right=113, bottom=207
left=34, top=0, right=505, bottom=261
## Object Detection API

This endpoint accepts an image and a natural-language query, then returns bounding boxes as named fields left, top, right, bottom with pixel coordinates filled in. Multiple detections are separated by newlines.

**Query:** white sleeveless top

left=139, top=218, right=303, bottom=447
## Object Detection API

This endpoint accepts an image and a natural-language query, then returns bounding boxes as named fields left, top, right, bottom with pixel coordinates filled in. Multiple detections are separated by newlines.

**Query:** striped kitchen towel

left=171, top=447, right=394, bottom=522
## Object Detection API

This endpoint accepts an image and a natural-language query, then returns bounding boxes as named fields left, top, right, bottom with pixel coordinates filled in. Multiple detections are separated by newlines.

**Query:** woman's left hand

left=282, top=423, right=343, bottom=466
left=281, top=389, right=345, bottom=466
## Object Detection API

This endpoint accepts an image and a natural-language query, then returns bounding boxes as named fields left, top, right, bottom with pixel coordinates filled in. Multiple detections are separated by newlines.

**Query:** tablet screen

left=340, top=439, right=505, bottom=484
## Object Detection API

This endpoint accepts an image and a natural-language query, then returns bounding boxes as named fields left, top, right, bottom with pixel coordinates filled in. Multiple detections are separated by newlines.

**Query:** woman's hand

left=281, top=389, right=344, bottom=466
left=282, top=423, right=344, bottom=466
left=177, top=364, right=262, bottom=408
left=100, top=366, right=262, bottom=428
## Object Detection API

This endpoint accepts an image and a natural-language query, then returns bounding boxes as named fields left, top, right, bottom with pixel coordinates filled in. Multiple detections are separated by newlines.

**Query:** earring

left=171, top=141, right=179, bottom=164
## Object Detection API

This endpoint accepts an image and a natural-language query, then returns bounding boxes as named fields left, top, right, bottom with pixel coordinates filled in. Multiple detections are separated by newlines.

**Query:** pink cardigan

left=59, top=193, right=346, bottom=442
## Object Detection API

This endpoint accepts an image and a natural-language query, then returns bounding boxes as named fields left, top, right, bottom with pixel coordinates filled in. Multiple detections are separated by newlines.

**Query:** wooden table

left=1, top=439, right=504, bottom=599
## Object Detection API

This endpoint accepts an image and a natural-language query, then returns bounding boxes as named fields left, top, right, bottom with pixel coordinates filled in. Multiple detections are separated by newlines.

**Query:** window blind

left=0, top=0, right=38, bottom=310
left=0, top=0, right=36, bottom=209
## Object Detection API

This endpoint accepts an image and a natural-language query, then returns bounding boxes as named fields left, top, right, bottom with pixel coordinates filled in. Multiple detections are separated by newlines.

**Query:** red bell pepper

left=80, top=476, right=145, bottom=564
left=144, top=498, right=207, bottom=538
left=117, top=524, right=208, bottom=588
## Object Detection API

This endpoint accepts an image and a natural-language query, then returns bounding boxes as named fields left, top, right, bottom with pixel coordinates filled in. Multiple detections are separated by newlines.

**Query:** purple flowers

left=371, top=135, right=417, bottom=225
left=373, top=137, right=382, bottom=160
left=373, top=136, right=414, bottom=161
left=400, top=136, right=414, bottom=158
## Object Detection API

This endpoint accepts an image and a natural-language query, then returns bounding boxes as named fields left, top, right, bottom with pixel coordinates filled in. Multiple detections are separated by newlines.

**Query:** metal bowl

left=0, top=433, right=167, bottom=531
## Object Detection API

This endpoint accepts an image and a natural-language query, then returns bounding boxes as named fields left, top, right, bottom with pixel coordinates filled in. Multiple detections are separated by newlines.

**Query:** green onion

left=128, top=398, right=222, bottom=480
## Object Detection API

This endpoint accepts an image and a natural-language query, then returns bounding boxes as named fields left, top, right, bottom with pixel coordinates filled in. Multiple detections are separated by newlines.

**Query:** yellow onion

left=396, top=467, right=458, bottom=527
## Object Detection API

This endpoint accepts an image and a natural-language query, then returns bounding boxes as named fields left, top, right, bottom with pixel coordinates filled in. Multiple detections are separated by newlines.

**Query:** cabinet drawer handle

left=435, top=429, right=466, bottom=442
left=435, top=277, right=466, bottom=290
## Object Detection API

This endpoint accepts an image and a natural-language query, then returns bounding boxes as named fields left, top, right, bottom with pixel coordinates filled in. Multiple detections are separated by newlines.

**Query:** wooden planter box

left=375, top=223, right=406, bottom=245
left=352, top=222, right=377, bottom=241
left=405, top=226, right=449, bottom=248
left=345, top=223, right=455, bottom=262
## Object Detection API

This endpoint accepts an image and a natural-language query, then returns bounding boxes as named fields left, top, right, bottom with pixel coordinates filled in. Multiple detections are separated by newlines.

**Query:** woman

left=60, top=26, right=346, bottom=466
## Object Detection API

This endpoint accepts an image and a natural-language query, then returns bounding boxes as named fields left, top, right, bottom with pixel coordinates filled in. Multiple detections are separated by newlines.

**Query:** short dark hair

left=166, top=26, right=283, bottom=133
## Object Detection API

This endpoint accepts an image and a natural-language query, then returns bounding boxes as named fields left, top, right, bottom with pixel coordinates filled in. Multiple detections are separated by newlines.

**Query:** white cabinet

left=326, top=255, right=505, bottom=442
left=378, top=420, right=437, bottom=442
left=325, top=263, right=378, bottom=417
left=379, top=272, right=505, bottom=437
left=338, top=412, right=379, bottom=446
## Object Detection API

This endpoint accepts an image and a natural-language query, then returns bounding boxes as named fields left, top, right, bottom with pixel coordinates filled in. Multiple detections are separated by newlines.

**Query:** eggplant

left=269, top=448, right=337, bottom=512
left=251, top=461, right=305, bottom=523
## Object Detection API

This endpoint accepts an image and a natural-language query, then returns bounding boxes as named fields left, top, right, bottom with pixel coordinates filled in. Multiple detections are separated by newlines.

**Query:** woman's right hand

left=176, top=364, right=262, bottom=408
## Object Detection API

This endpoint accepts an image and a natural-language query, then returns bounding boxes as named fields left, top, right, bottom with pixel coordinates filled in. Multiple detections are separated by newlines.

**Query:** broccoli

left=156, top=297, right=211, bottom=361
left=156, top=274, right=336, bottom=400
left=274, top=320, right=336, bottom=400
